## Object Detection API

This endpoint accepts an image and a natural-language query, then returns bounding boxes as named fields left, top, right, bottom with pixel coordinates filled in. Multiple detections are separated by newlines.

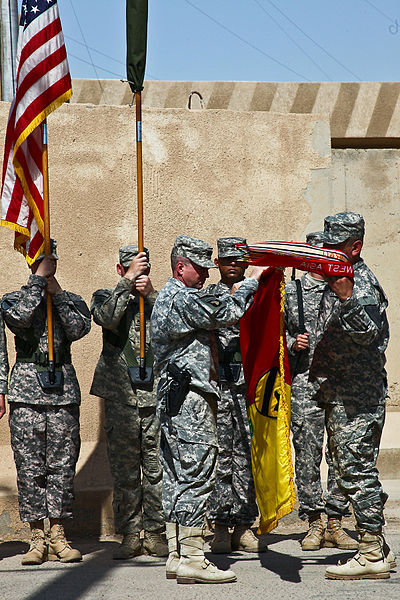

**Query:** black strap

left=295, top=279, right=307, bottom=335
left=16, top=348, right=72, bottom=366
left=103, top=311, right=153, bottom=367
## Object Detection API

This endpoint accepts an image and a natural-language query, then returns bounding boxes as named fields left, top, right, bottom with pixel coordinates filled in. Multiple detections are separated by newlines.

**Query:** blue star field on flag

left=20, top=0, right=57, bottom=28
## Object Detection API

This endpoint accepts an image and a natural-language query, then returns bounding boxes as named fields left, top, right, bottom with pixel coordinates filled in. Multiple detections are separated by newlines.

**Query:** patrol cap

left=306, top=231, right=324, bottom=248
left=119, top=245, right=149, bottom=268
left=29, top=238, right=58, bottom=262
left=323, top=212, right=365, bottom=245
left=217, top=237, right=247, bottom=258
left=171, top=234, right=216, bottom=269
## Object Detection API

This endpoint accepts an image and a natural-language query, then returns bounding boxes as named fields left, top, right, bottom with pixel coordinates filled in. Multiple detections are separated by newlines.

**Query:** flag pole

left=126, top=0, right=151, bottom=383
left=42, top=119, right=55, bottom=383
left=135, top=90, right=146, bottom=380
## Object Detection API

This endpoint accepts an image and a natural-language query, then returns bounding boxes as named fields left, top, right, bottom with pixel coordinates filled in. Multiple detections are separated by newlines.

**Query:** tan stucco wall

left=72, top=79, right=400, bottom=140
left=0, top=100, right=398, bottom=537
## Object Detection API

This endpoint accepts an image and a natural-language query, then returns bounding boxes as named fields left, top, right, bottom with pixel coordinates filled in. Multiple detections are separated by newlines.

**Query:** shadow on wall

left=67, top=401, right=115, bottom=538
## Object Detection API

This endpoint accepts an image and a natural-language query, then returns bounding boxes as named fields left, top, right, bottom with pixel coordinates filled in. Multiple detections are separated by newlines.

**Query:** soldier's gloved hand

left=134, top=275, right=154, bottom=297
left=124, top=252, right=149, bottom=282
left=35, top=256, right=57, bottom=278
left=0, top=394, right=6, bottom=419
left=292, top=333, right=309, bottom=352
left=47, top=275, right=63, bottom=296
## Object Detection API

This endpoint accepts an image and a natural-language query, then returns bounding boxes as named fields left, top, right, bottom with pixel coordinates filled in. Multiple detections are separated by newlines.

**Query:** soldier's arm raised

left=2, top=275, right=47, bottom=329
left=90, top=279, right=132, bottom=329
left=52, top=292, right=91, bottom=341
left=338, top=290, right=387, bottom=346
left=179, top=278, right=259, bottom=331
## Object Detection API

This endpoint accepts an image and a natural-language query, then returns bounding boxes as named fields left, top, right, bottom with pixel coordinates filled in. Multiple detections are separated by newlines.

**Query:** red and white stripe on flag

left=0, top=0, right=72, bottom=264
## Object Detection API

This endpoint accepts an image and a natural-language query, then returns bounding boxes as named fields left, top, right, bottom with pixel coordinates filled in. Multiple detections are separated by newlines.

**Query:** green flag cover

left=126, top=0, right=148, bottom=93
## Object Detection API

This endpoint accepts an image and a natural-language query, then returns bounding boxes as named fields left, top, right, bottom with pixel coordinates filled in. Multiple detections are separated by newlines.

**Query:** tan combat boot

left=21, top=525, right=47, bottom=565
left=113, top=532, right=141, bottom=559
left=176, top=525, right=237, bottom=584
left=325, top=531, right=390, bottom=580
left=165, top=522, right=180, bottom=580
left=301, top=514, right=324, bottom=551
left=231, top=524, right=267, bottom=553
left=210, top=522, right=232, bottom=554
left=383, top=537, right=396, bottom=569
left=324, top=517, right=358, bottom=550
left=48, top=522, right=82, bottom=563
left=142, top=530, right=169, bottom=557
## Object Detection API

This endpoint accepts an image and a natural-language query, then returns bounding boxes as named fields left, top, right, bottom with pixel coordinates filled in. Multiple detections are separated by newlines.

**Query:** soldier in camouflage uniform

left=0, top=309, right=9, bottom=419
left=306, top=213, right=395, bottom=580
left=206, top=237, right=266, bottom=554
left=2, top=242, right=91, bottom=565
left=150, top=235, right=264, bottom=584
left=285, top=231, right=356, bottom=552
left=90, top=246, right=167, bottom=559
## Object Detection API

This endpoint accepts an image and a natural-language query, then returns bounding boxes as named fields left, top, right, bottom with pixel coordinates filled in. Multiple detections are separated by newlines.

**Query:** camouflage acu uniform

left=0, top=310, right=9, bottom=395
left=2, top=274, right=91, bottom=522
left=91, top=277, right=164, bottom=535
left=285, top=272, right=349, bottom=520
left=310, top=214, right=389, bottom=533
left=151, top=237, right=258, bottom=528
left=206, top=280, right=257, bottom=526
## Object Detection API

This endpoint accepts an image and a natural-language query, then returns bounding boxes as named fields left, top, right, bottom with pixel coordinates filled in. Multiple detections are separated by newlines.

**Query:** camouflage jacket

left=2, top=274, right=91, bottom=406
left=90, top=277, right=158, bottom=407
left=150, top=277, right=258, bottom=397
left=310, top=259, right=389, bottom=406
left=0, top=310, right=9, bottom=394
left=207, top=280, right=245, bottom=387
left=285, top=273, right=326, bottom=378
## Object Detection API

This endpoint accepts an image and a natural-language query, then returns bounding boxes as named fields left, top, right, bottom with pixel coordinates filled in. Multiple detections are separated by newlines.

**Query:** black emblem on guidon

left=254, top=366, right=280, bottom=419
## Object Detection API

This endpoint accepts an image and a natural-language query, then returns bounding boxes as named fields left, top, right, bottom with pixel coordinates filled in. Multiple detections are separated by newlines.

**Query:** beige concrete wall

left=0, top=100, right=398, bottom=537
left=0, top=102, right=332, bottom=538
left=72, top=80, right=400, bottom=140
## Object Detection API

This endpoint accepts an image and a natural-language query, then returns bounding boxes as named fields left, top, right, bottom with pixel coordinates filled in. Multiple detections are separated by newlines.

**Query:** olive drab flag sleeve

left=126, top=0, right=148, bottom=93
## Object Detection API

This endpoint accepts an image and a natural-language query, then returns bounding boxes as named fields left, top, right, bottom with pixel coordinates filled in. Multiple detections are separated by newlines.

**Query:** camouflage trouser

left=9, top=403, right=80, bottom=522
left=291, top=387, right=350, bottom=520
left=159, top=389, right=218, bottom=528
left=207, top=382, right=257, bottom=526
left=104, top=401, right=164, bottom=534
left=325, top=402, right=388, bottom=532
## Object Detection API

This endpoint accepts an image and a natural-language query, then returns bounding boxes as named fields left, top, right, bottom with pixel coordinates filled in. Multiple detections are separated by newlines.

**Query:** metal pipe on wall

left=0, top=0, right=19, bottom=102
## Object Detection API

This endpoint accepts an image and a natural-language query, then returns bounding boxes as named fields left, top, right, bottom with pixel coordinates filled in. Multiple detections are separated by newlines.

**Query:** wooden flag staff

left=39, top=119, right=63, bottom=392
left=133, top=91, right=152, bottom=384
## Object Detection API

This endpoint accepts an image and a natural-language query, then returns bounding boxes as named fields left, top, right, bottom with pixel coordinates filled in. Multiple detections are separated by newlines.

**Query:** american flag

left=0, top=0, right=72, bottom=264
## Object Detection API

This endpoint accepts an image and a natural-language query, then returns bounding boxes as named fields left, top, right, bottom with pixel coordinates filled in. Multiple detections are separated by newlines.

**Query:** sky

left=54, top=1, right=400, bottom=82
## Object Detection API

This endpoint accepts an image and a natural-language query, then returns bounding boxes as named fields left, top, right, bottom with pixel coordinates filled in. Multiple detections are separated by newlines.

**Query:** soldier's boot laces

left=165, top=522, right=180, bottom=580
left=112, top=532, right=141, bottom=560
left=21, top=528, right=47, bottom=565
left=142, top=531, right=169, bottom=557
left=301, top=515, right=324, bottom=551
left=231, top=524, right=267, bottom=553
left=210, top=523, right=231, bottom=554
left=48, top=523, right=82, bottom=563
left=324, top=517, right=358, bottom=550
left=325, top=531, right=390, bottom=580
left=176, top=526, right=237, bottom=584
